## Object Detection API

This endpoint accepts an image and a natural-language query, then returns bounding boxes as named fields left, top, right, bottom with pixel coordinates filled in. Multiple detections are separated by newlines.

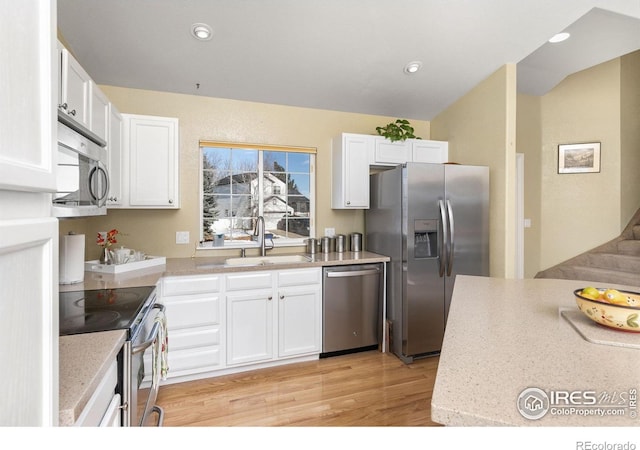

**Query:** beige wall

left=60, top=87, right=430, bottom=260
left=620, top=50, right=640, bottom=226
left=516, top=94, right=542, bottom=278
left=431, top=65, right=517, bottom=278
left=539, top=59, right=622, bottom=270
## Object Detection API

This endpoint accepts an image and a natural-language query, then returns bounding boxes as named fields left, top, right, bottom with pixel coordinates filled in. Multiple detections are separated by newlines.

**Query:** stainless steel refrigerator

left=366, top=162, right=489, bottom=363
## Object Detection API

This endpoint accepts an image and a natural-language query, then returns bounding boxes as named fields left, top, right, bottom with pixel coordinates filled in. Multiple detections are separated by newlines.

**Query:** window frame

left=198, top=141, right=316, bottom=250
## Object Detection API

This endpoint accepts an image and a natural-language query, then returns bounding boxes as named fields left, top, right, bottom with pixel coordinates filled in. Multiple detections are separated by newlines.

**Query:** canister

left=321, top=236, right=336, bottom=253
left=304, top=238, right=319, bottom=254
left=335, top=234, right=346, bottom=252
left=350, top=232, right=363, bottom=252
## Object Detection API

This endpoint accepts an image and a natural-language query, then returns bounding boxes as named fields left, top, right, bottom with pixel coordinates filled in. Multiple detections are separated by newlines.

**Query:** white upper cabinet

left=372, top=136, right=411, bottom=165
left=121, top=114, right=180, bottom=208
left=106, top=103, right=123, bottom=206
left=331, top=133, right=449, bottom=209
left=331, top=133, right=372, bottom=209
left=89, top=81, right=109, bottom=142
left=60, top=48, right=91, bottom=129
left=0, top=4, right=56, bottom=193
left=411, top=139, right=449, bottom=164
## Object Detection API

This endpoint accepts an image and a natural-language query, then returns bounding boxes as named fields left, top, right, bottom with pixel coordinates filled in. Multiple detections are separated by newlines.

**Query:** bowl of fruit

left=574, top=287, right=640, bottom=332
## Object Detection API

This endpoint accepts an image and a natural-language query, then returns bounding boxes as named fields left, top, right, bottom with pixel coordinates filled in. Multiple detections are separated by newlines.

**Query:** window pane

left=287, top=173, right=310, bottom=197
left=203, top=147, right=231, bottom=171
left=231, top=149, right=258, bottom=174
left=288, top=152, right=310, bottom=173
left=264, top=151, right=286, bottom=172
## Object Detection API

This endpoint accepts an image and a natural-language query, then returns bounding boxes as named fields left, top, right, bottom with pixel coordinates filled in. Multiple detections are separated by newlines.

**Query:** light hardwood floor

left=156, top=350, right=441, bottom=427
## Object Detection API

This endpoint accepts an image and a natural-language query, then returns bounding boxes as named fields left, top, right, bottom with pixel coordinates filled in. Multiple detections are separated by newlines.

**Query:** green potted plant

left=375, top=119, right=421, bottom=142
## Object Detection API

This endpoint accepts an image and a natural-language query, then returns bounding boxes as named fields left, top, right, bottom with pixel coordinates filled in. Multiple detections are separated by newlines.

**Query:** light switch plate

left=324, top=227, right=335, bottom=237
left=176, top=231, right=190, bottom=244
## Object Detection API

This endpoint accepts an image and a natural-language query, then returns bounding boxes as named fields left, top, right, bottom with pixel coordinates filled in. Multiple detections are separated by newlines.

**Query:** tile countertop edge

left=58, top=330, right=126, bottom=426
left=431, top=275, right=640, bottom=427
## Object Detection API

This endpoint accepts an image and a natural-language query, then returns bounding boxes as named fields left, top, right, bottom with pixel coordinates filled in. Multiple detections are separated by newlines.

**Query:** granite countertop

left=59, top=330, right=126, bottom=426
left=431, top=275, right=640, bottom=427
left=59, top=251, right=390, bottom=292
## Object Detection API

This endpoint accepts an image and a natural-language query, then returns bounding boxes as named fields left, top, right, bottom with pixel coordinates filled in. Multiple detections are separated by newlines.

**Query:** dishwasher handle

left=325, top=268, right=380, bottom=278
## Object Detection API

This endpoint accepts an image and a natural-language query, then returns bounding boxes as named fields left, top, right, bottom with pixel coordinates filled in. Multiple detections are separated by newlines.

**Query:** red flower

left=97, top=229, right=119, bottom=247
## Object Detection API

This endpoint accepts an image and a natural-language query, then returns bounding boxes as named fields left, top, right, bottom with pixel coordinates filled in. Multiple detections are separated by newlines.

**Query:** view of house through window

left=200, top=142, right=315, bottom=247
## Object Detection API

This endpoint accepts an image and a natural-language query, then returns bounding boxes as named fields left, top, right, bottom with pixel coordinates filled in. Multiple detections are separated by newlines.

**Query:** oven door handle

left=132, top=304, right=165, bottom=355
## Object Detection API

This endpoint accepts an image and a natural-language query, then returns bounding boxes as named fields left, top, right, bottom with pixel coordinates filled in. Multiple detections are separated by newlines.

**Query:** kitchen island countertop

left=431, top=275, right=640, bottom=426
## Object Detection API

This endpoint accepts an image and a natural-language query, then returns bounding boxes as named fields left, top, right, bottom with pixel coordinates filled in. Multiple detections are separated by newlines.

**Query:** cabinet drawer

left=167, top=346, right=223, bottom=374
left=162, top=275, right=221, bottom=296
left=226, top=271, right=273, bottom=291
left=169, top=326, right=221, bottom=351
left=163, top=294, right=221, bottom=329
left=278, top=268, right=321, bottom=287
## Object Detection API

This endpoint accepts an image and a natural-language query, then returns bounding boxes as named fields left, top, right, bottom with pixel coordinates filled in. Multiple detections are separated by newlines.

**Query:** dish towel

left=153, top=309, right=169, bottom=381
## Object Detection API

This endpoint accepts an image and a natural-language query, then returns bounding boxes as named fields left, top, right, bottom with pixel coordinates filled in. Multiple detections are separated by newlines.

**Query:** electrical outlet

left=176, top=231, right=190, bottom=244
left=324, top=227, right=335, bottom=237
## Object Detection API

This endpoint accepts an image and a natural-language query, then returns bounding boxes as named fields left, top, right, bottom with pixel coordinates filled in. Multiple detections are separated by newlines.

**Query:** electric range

left=58, top=285, right=165, bottom=426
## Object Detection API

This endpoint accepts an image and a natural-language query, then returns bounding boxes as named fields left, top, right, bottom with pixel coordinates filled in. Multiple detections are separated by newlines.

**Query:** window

left=200, top=141, right=315, bottom=247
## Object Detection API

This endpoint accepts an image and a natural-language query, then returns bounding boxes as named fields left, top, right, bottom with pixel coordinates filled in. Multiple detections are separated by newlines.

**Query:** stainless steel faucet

left=253, top=215, right=266, bottom=256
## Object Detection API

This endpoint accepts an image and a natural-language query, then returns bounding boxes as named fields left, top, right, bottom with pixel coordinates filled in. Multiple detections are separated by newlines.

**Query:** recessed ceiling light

left=191, top=23, right=213, bottom=41
left=548, top=32, right=570, bottom=43
left=404, top=61, right=422, bottom=74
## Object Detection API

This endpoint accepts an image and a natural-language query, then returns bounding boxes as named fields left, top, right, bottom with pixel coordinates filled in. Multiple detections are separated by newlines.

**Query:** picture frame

left=557, top=142, right=601, bottom=174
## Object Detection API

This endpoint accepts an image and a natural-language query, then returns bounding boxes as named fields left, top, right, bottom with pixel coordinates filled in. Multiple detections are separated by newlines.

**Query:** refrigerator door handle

left=438, top=199, right=447, bottom=277
left=446, top=199, right=455, bottom=276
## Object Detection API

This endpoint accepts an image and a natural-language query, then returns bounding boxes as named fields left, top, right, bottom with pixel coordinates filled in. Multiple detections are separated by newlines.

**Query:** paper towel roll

left=60, top=233, right=85, bottom=284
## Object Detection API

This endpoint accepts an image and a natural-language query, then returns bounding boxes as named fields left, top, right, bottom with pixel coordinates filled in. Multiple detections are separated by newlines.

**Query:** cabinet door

left=99, top=394, right=122, bottom=427
left=0, top=2, right=56, bottom=193
left=226, top=290, right=274, bottom=366
left=124, top=114, right=179, bottom=208
left=278, top=284, right=321, bottom=357
left=411, top=140, right=449, bottom=164
left=106, top=103, right=123, bottom=206
left=331, top=134, right=370, bottom=209
left=61, top=48, right=91, bottom=128
left=89, top=81, right=109, bottom=142
left=373, top=137, right=410, bottom=165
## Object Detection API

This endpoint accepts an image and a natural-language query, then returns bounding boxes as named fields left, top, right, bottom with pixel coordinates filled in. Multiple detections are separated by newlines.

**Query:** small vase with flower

left=97, top=229, right=119, bottom=264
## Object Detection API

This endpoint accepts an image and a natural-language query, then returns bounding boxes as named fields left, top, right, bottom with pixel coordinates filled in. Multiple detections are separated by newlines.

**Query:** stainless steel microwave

left=53, top=111, right=109, bottom=218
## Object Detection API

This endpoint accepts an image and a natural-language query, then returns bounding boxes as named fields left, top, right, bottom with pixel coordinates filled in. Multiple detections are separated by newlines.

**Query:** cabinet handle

left=268, top=296, right=273, bottom=301
left=69, top=109, right=76, bottom=116
left=346, top=200, right=351, bottom=205
left=168, top=199, right=173, bottom=204
left=58, top=103, right=68, bottom=111
left=279, top=294, right=285, bottom=300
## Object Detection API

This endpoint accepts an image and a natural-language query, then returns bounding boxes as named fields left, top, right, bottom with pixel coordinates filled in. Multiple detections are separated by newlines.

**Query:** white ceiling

left=57, top=0, right=640, bottom=121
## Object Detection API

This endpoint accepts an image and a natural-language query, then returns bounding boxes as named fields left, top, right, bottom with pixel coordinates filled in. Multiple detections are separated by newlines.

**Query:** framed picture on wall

left=558, top=142, right=601, bottom=174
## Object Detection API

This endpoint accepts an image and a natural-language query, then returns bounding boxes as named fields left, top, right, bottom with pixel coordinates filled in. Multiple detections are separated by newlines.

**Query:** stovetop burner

left=59, top=286, right=156, bottom=336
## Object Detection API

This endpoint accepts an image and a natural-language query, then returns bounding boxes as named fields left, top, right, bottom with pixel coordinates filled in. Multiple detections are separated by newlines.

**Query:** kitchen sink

left=224, top=254, right=312, bottom=266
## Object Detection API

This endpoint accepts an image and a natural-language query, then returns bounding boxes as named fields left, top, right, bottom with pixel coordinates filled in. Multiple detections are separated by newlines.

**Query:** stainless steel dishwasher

left=322, top=263, right=383, bottom=355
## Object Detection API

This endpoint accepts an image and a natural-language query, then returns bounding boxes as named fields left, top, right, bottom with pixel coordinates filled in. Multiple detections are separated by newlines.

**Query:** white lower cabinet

left=277, top=269, right=322, bottom=358
left=160, top=268, right=321, bottom=381
left=226, top=288, right=274, bottom=366
left=74, top=360, right=120, bottom=427
left=161, top=275, right=225, bottom=379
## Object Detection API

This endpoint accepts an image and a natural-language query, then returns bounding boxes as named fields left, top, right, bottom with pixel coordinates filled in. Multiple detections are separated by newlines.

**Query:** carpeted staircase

left=535, top=208, right=640, bottom=287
